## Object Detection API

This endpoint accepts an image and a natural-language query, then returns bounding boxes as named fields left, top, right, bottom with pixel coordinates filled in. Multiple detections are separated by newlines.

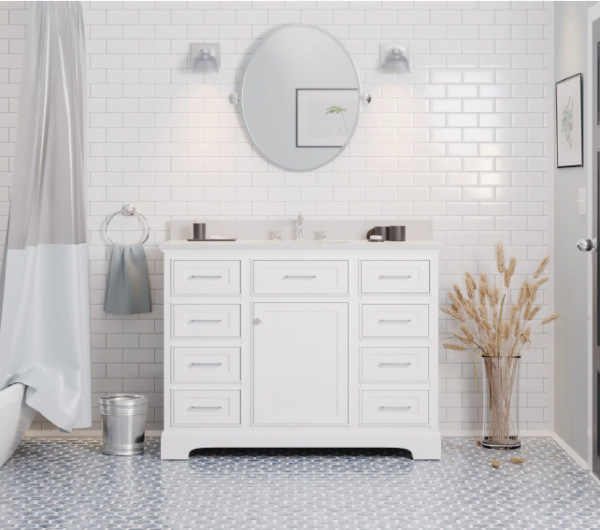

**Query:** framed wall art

left=556, top=73, right=583, bottom=168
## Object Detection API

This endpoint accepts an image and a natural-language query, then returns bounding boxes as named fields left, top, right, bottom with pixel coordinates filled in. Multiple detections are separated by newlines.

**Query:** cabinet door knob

left=254, top=318, right=262, bottom=325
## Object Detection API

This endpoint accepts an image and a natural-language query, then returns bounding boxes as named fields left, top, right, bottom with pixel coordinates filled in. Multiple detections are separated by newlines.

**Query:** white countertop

left=160, top=239, right=444, bottom=251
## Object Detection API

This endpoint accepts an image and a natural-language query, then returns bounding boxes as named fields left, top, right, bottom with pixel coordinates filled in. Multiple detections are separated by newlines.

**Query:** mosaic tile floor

left=0, top=437, right=598, bottom=529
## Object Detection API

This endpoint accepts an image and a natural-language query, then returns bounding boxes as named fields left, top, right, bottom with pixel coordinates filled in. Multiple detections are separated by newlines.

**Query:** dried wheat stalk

left=443, top=243, right=557, bottom=359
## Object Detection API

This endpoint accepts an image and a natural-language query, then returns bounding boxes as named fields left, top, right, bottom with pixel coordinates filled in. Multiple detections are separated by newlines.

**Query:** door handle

left=577, top=238, right=597, bottom=252
left=254, top=318, right=262, bottom=325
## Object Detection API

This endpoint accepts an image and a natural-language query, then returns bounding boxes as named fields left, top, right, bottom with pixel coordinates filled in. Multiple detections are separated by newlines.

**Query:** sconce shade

left=193, top=49, right=219, bottom=73
left=383, top=48, right=410, bottom=73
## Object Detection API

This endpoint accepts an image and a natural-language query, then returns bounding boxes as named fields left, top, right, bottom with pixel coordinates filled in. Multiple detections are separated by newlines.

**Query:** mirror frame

left=239, top=24, right=363, bottom=173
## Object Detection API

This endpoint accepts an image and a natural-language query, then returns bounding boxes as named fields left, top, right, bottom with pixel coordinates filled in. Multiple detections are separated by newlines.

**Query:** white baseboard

left=25, top=430, right=163, bottom=438
left=25, top=429, right=591, bottom=473
left=441, top=430, right=551, bottom=437
left=550, top=432, right=589, bottom=471
left=31, top=429, right=550, bottom=439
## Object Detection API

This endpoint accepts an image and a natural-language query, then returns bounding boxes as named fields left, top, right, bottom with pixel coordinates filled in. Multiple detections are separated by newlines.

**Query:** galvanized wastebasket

left=99, top=394, right=148, bottom=456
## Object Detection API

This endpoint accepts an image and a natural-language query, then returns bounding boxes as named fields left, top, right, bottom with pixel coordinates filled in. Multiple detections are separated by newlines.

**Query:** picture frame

left=296, top=88, right=360, bottom=148
left=556, top=73, right=583, bottom=168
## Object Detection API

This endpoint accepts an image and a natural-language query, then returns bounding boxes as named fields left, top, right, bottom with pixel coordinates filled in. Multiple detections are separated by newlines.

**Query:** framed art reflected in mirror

left=556, top=73, right=583, bottom=168
left=296, top=89, right=360, bottom=148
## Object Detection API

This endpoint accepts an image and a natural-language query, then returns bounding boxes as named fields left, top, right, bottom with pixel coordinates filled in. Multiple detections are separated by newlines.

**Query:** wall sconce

left=190, top=43, right=220, bottom=74
left=380, top=44, right=410, bottom=73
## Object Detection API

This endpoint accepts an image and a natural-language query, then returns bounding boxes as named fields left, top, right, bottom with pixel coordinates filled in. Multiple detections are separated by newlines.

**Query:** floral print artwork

left=561, top=96, right=574, bottom=150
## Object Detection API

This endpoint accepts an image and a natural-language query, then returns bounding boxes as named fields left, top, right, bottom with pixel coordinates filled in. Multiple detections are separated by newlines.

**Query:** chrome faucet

left=296, top=212, right=304, bottom=241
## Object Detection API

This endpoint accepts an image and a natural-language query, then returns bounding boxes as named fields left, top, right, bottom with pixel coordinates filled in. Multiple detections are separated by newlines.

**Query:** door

left=252, top=302, right=348, bottom=425
left=593, top=15, right=600, bottom=478
left=582, top=12, right=600, bottom=478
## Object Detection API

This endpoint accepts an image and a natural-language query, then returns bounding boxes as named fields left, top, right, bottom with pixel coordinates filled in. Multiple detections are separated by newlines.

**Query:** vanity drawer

left=253, top=260, right=348, bottom=294
left=361, top=304, right=429, bottom=338
left=172, top=390, right=241, bottom=426
left=172, top=347, right=241, bottom=383
left=173, top=260, right=241, bottom=295
left=361, top=260, right=430, bottom=294
left=173, top=304, right=241, bottom=338
left=361, top=390, right=429, bottom=425
left=361, top=347, right=428, bottom=382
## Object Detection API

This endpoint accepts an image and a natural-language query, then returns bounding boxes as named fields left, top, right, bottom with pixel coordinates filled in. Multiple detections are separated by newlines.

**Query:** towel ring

left=105, top=205, right=150, bottom=245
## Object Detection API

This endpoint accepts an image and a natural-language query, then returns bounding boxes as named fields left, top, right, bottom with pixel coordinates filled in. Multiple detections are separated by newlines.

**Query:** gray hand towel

left=104, top=243, right=152, bottom=314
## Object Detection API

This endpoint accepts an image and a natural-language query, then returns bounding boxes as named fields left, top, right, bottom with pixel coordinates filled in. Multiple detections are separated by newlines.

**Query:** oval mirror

left=240, top=25, right=362, bottom=172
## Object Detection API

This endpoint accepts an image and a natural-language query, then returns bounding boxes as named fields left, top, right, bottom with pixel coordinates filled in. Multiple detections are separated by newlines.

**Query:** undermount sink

left=286, top=240, right=350, bottom=244
left=265, top=239, right=351, bottom=244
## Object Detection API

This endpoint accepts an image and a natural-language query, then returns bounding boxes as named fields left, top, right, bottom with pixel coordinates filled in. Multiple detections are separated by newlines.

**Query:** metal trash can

left=99, top=394, right=148, bottom=456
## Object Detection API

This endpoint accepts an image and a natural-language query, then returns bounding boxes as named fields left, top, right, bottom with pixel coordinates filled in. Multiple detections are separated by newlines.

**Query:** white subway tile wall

left=0, top=1, right=552, bottom=433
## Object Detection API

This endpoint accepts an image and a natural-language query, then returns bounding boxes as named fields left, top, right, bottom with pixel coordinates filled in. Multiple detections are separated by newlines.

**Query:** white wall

left=0, top=0, right=554, bottom=433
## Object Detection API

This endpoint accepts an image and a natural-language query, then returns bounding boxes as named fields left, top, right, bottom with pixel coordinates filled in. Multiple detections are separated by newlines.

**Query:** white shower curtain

left=0, top=2, right=91, bottom=432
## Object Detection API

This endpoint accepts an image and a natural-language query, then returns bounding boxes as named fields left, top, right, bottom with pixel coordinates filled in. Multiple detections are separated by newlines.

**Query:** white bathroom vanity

left=160, top=221, right=442, bottom=460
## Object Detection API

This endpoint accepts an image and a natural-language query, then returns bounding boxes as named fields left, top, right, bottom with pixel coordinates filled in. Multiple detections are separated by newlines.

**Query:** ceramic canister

left=387, top=226, right=406, bottom=241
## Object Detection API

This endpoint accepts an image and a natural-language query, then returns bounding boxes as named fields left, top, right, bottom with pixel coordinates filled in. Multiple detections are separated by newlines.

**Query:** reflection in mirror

left=240, top=25, right=362, bottom=172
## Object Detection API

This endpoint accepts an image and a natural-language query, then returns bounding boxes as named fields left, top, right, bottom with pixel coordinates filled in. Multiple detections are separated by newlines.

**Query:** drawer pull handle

left=379, top=275, right=412, bottom=279
left=190, top=362, right=222, bottom=367
left=283, top=275, right=317, bottom=279
left=379, top=406, right=411, bottom=411
left=378, top=319, right=412, bottom=323
left=379, top=362, right=412, bottom=367
left=190, top=275, right=223, bottom=279
left=190, top=319, right=222, bottom=323
left=189, top=406, right=222, bottom=411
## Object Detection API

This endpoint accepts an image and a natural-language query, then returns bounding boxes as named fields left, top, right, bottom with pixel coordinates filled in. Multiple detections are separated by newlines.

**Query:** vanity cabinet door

left=253, top=303, right=348, bottom=425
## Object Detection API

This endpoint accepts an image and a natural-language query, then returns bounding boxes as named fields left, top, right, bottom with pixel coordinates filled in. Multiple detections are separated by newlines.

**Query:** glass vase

left=481, top=355, right=521, bottom=450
